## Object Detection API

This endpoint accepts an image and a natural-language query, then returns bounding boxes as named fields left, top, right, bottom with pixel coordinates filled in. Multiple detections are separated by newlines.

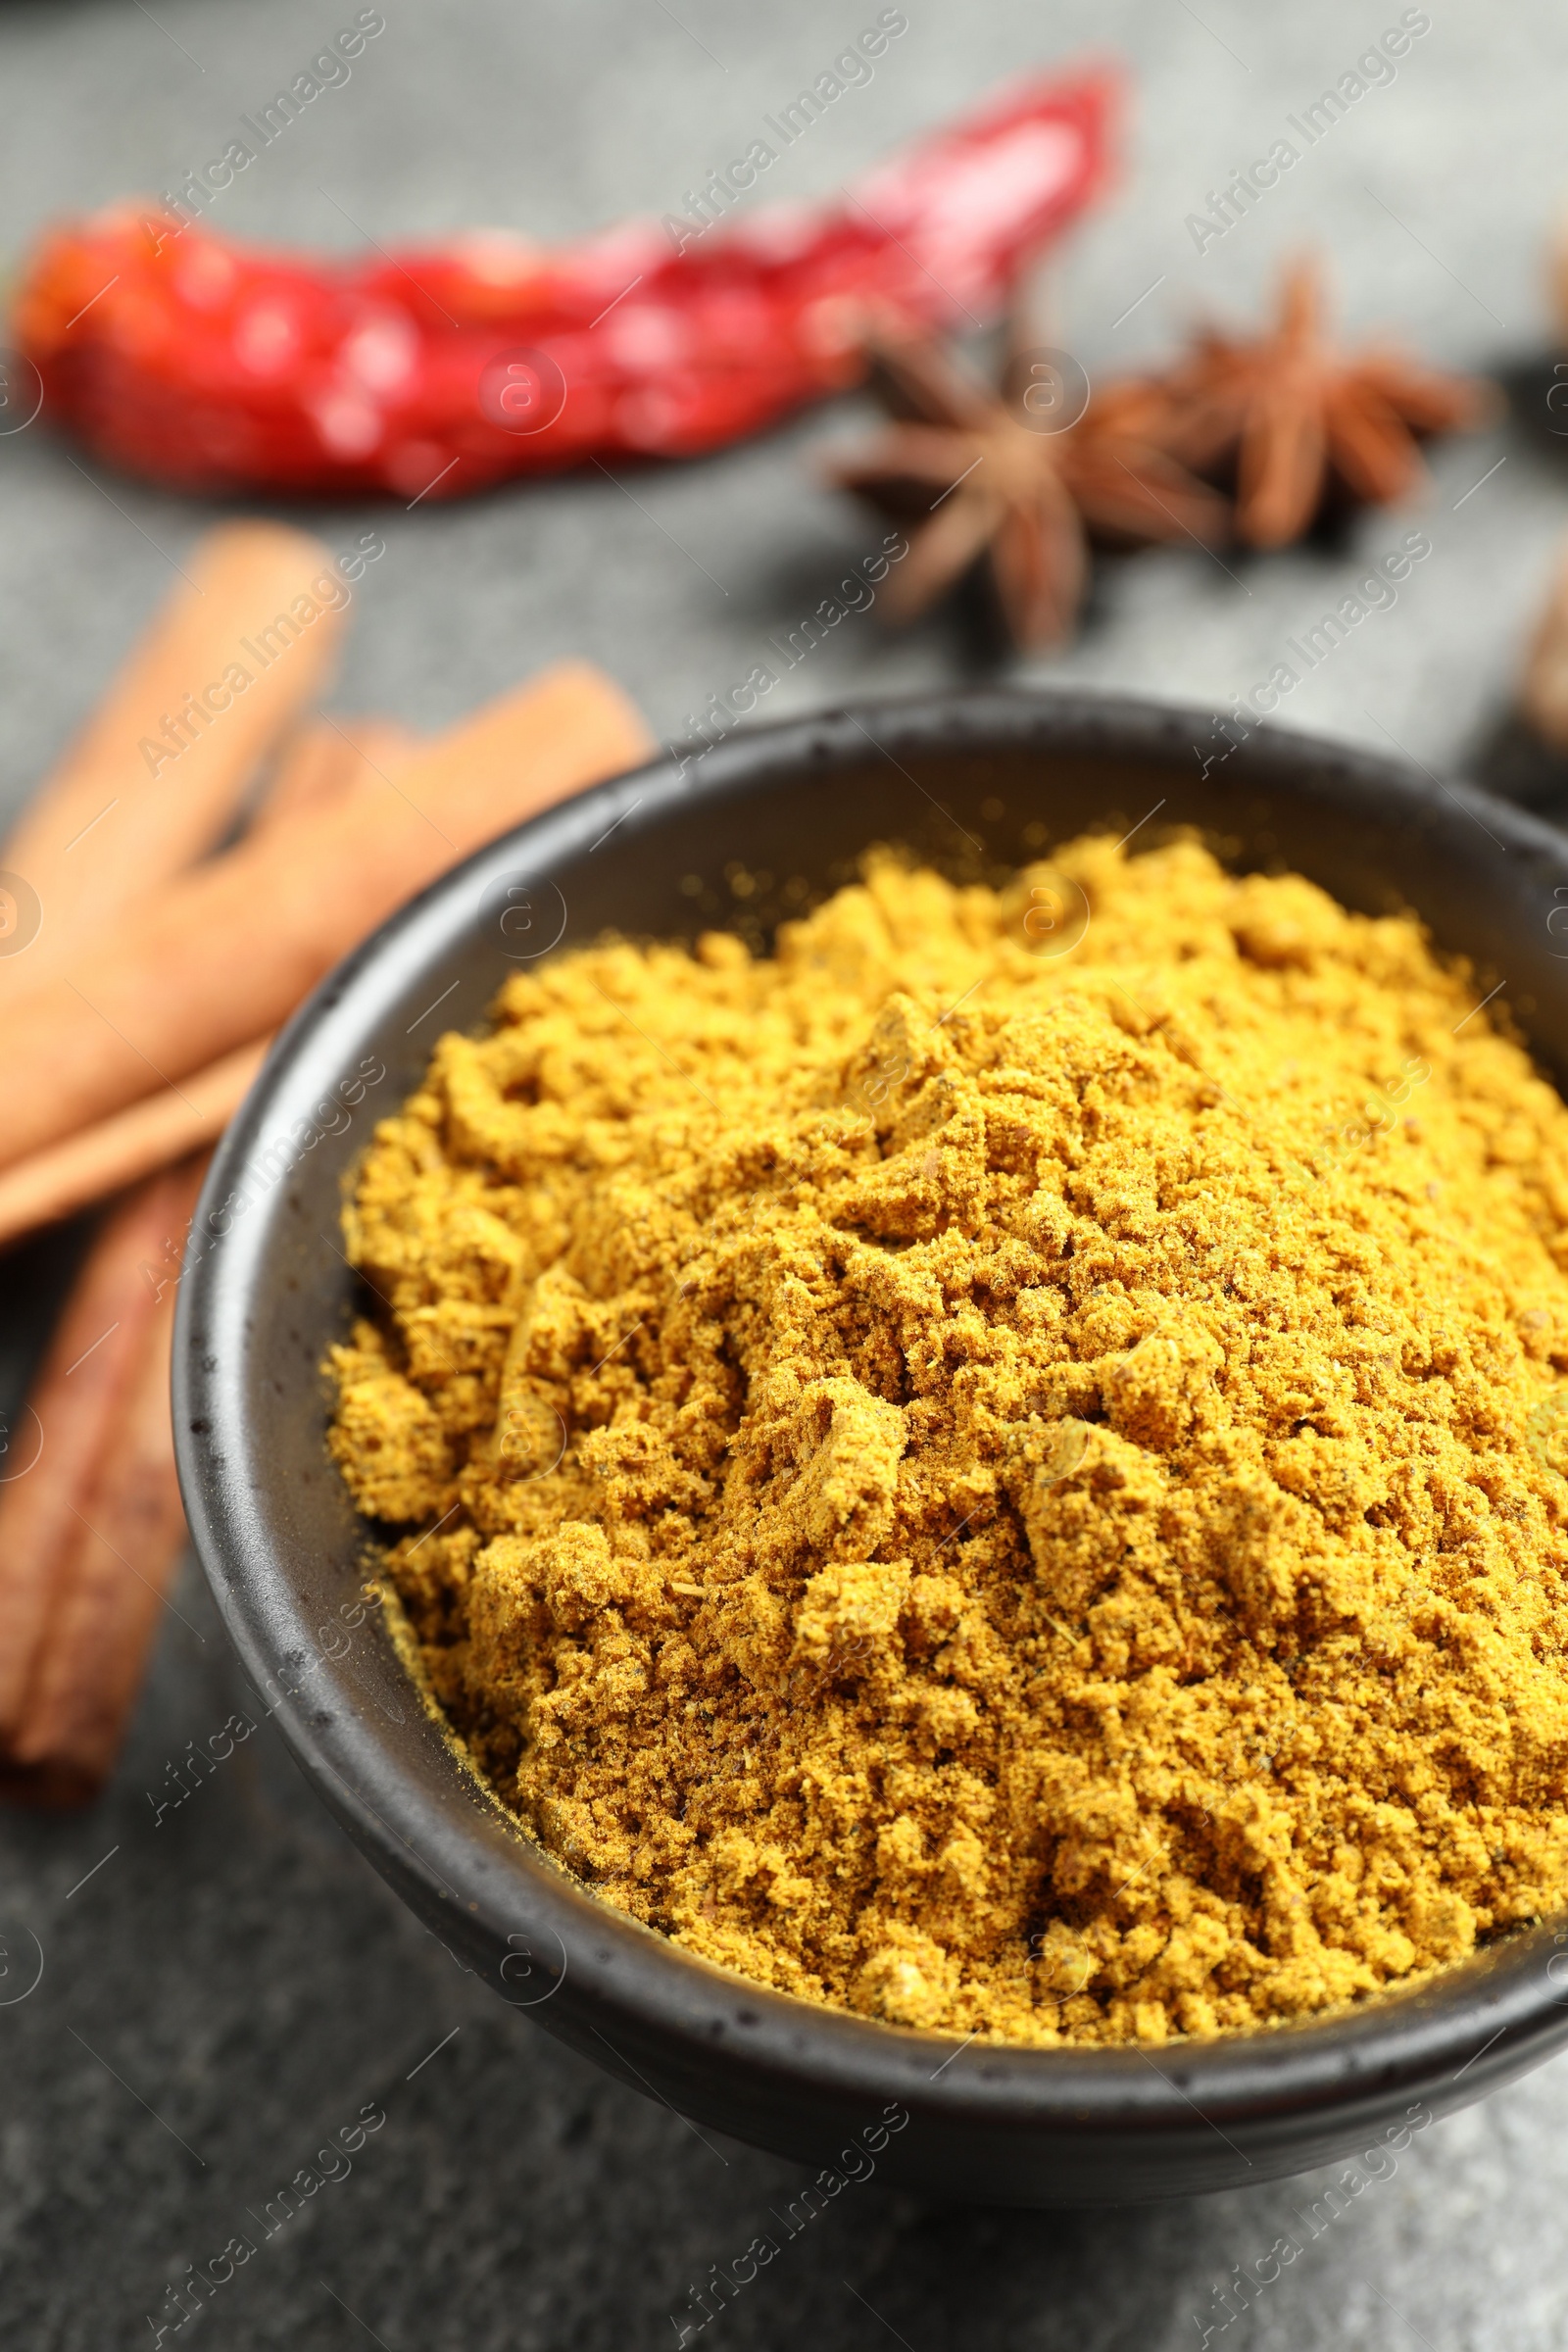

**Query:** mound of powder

left=328, top=837, right=1568, bottom=2046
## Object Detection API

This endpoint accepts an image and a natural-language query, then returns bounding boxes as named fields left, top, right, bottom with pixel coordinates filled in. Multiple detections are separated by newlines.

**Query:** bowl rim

left=175, top=683, right=1568, bottom=2143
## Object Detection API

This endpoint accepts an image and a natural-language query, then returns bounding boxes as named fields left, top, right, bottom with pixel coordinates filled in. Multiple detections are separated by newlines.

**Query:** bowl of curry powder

left=176, top=691, right=1568, bottom=2202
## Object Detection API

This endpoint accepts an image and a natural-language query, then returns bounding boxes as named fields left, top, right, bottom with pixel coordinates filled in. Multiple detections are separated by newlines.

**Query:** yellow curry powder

left=327, top=836, right=1568, bottom=2046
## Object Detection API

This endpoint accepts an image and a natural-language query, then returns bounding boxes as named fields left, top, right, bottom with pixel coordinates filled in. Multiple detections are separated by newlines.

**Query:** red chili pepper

left=14, top=71, right=1114, bottom=502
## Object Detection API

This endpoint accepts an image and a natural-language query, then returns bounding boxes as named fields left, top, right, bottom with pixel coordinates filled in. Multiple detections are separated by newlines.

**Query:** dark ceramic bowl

left=175, top=690, right=1568, bottom=2206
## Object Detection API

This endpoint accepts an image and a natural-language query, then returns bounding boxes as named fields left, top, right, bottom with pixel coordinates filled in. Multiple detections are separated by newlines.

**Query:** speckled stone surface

left=3, top=1, right=1568, bottom=2342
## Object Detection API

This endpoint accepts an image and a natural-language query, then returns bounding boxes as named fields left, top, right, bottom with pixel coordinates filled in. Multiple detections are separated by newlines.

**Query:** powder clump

left=328, top=837, right=1568, bottom=2046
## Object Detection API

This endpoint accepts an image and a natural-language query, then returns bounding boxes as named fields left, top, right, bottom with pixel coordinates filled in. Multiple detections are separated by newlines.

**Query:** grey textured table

left=4, top=1, right=1568, bottom=2343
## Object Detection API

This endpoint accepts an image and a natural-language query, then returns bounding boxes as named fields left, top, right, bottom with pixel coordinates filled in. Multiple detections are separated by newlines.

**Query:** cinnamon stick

left=0, top=1159, right=209, bottom=1804
left=0, top=661, right=651, bottom=1170
left=0, top=686, right=611, bottom=1248
left=0, top=1040, right=269, bottom=1251
left=0, top=532, right=348, bottom=1794
left=252, top=716, right=417, bottom=833
left=0, top=1161, right=204, bottom=1743
left=2, top=522, right=349, bottom=982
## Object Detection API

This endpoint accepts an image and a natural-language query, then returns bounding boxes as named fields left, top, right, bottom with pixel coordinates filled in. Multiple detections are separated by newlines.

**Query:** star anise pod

left=824, top=322, right=1229, bottom=650
left=1153, top=255, right=1496, bottom=549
